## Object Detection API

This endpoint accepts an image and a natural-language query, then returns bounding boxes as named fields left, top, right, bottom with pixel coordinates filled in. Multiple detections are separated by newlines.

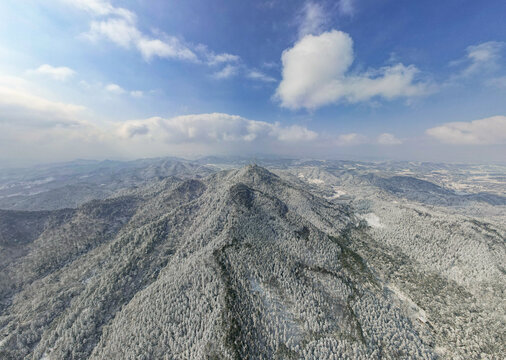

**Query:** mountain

left=365, top=174, right=506, bottom=206
left=0, top=159, right=214, bottom=211
left=0, top=165, right=504, bottom=359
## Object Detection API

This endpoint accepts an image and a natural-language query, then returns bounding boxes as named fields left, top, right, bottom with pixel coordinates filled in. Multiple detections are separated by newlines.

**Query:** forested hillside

left=0, top=164, right=504, bottom=359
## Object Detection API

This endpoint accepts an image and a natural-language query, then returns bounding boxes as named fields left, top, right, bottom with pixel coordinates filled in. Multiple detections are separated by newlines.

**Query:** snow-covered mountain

left=0, top=163, right=504, bottom=359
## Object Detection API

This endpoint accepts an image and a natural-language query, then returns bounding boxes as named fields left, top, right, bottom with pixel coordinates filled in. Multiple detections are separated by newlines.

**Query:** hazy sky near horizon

left=0, top=0, right=505, bottom=166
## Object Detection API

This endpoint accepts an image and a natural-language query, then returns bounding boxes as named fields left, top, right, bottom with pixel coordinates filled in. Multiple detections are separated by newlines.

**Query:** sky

left=0, top=0, right=505, bottom=167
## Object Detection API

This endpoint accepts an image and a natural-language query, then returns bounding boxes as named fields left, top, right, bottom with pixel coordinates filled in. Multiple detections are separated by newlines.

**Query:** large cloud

left=0, top=78, right=320, bottom=163
left=0, top=105, right=322, bottom=166
left=117, top=113, right=318, bottom=143
left=0, top=76, right=110, bottom=166
left=426, top=115, right=506, bottom=145
left=0, top=76, right=85, bottom=127
left=275, top=30, right=429, bottom=110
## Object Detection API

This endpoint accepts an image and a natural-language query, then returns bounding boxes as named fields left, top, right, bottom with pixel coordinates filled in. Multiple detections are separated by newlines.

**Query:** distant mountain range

left=364, top=174, right=506, bottom=206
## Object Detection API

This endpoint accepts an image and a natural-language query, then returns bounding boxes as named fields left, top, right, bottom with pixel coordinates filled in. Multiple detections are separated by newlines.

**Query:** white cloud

left=335, top=133, right=367, bottom=146
left=85, top=18, right=198, bottom=61
left=0, top=76, right=85, bottom=127
left=467, top=42, right=502, bottom=63
left=377, top=133, right=402, bottom=145
left=61, top=0, right=245, bottom=75
left=298, top=2, right=328, bottom=38
left=426, top=115, right=506, bottom=145
left=105, top=83, right=125, bottom=94
left=117, top=113, right=317, bottom=143
left=204, top=51, right=240, bottom=66
left=210, top=53, right=240, bottom=64
left=0, top=121, right=112, bottom=168
left=213, top=65, right=239, bottom=79
left=66, top=0, right=242, bottom=65
left=247, top=70, right=276, bottom=83
left=67, top=0, right=199, bottom=62
left=213, top=66, right=276, bottom=83
left=136, top=36, right=197, bottom=61
left=275, top=30, right=429, bottom=110
left=103, top=84, right=143, bottom=97
left=0, top=111, right=319, bottom=166
left=275, top=125, right=318, bottom=141
left=62, top=0, right=135, bottom=21
left=130, top=90, right=144, bottom=98
left=333, top=132, right=403, bottom=146
left=453, top=41, right=504, bottom=77
left=2, top=76, right=502, bottom=164
left=0, top=78, right=106, bottom=166
left=85, top=18, right=139, bottom=48
left=0, top=79, right=321, bottom=164
left=28, top=64, right=76, bottom=81
left=338, top=0, right=355, bottom=16
left=262, top=61, right=279, bottom=69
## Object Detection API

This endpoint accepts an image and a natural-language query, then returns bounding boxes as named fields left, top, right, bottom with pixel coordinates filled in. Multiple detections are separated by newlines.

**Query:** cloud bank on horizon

left=0, top=0, right=505, bottom=165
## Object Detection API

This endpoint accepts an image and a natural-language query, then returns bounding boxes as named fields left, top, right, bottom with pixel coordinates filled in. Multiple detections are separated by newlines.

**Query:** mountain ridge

left=0, top=164, right=504, bottom=359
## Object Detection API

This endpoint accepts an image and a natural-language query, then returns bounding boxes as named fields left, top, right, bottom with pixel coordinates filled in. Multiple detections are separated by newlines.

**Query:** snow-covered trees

left=0, top=163, right=504, bottom=359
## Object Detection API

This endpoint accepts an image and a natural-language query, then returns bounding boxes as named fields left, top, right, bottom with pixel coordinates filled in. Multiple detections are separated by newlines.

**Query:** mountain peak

left=233, top=164, right=279, bottom=185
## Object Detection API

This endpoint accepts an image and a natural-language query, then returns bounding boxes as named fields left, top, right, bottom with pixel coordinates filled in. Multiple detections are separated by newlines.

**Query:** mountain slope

left=0, top=159, right=214, bottom=211
left=365, top=174, right=506, bottom=206
left=0, top=166, right=503, bottom=359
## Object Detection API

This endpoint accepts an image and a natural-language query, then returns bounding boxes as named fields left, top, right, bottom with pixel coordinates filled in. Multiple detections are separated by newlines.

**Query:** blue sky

left=0, top=0, right=505, bottom=166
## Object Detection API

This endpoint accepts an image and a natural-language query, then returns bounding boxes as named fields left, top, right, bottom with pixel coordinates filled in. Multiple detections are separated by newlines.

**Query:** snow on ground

left=0, top=336, right=7, bottom=349
left=325, top=186, right=347, bottom=200
left=297, top=172, right=325, bottom=185
left=358, top=213, right=384, bottom=228
left=387, top=284, right=428, bottom=324
left=396, top=169, right=415, bottom=175
left=307, top=178, right=324, bottom=185
left=249, top=277, right=302, bottom=343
